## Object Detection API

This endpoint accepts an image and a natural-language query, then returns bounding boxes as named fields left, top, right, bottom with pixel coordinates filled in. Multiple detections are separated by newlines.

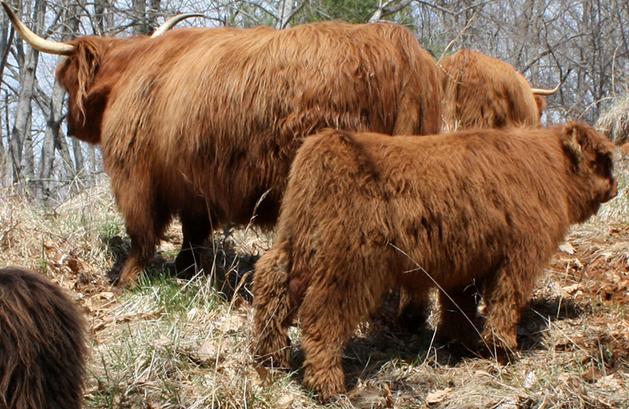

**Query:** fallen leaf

left=194, top=340, right=221, bottom=364
left=99, top=291, right=115, bottom=300
left=581, top=366, right=604, bottom=383
left=523, top=371, right=537, bottom=389
left=425, top=388, right=451, bottom=405
left=562, top=283, right=581, bottom=295
left=559, top=242, right=575, bottom=255
left=276, top=393, right=295, bottom=409
left=495, top=397, right=519, bottom=409
left=596, top=374, right=624, bottom=390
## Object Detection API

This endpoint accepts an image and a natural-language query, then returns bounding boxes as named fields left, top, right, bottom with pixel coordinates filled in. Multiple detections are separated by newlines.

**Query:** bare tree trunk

left=39, top=0, right=81, bottom=198
left=21, top=106, right=34, bottom=182
left=133, top=0, right=149, bottom=34
left=37, top=1, right=73, bottom=199
left=0, top=1, right=12, bottom=82
left=148, top=0, right=161, bottom=29
left=277, top=0, right=294, bottom=28
left=369, top=0, right=412, bottom=23
left=0, top=4, right=9, bottom=187
left=9, top=0, right=47, bottom=194
left=38, top=80, right=65, bottom=198
left=72, top=137, right=84, bottom=182
left=2, top=90, right=9, bottom=186
left=87, top=144, right=98, bottom=183
left=0, top=102, right=4, bottom=187
left=94, top=0, right=108, bottom=35
left=53, top=125, right=77, bottom=183
left=574, top=0, right=591, bottom=117
left=514, top=0, right=536, bottom=68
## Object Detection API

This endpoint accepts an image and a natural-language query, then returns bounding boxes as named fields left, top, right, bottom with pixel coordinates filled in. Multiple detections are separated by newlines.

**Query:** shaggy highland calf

left=253, top=122, right=616, bottom=400
left=3, top=3, right=442, bottom=287
left=0, top=267, right=87, bottom=409
left=395, top=48, right=560, bottom=327
left=441, top=49, right=558, bottom=130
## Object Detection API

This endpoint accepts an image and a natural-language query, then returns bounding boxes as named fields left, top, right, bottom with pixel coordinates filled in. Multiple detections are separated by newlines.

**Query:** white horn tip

left=150, top=13, right=206, bottom=38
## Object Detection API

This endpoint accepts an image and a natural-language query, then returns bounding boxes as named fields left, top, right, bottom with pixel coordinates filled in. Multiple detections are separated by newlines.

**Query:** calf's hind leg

left=299, top=265, right=389, bottom=401
left=253, top=245, right=296, bottom=369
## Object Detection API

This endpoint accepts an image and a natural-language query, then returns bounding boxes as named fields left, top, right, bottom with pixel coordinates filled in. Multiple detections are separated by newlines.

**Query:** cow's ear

left=534, top=95, right=547, bottom=120
left=74, top=40, right=103, bottom=119
left=561, top=124, right=583, bottom=167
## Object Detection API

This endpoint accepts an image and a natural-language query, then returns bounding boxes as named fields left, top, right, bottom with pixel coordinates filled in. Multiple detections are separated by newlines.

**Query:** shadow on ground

left=103, top=233, right=259, bottom=299
left=279, top=291, right=591, bottom=404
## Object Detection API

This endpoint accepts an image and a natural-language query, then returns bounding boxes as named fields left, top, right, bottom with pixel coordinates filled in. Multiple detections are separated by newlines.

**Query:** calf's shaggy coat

left=0, top=267, right=87, bottom=409
left=252, top=122, right=616, bottom=400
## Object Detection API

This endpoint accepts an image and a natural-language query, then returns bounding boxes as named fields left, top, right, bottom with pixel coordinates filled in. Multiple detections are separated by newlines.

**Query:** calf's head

left=561, top=122, right=617, bottom=221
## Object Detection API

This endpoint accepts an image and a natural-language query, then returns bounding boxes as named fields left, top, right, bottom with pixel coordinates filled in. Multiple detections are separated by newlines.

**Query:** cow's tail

left=252, top=242, right=294, bottom=369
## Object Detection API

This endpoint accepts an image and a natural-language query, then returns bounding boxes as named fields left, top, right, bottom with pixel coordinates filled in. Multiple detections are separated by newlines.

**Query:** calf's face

left=593, top=152, right=618, bottom=203
left=562, top=122, right=617, bottom=207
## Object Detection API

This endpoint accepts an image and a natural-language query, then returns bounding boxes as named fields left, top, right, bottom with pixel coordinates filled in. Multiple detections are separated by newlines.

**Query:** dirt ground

left=1, top=167, right=628, bottom=408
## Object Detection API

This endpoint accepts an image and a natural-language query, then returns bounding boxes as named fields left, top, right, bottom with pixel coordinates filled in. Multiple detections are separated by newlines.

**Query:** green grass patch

left=130, top=270, right=221, bottom=315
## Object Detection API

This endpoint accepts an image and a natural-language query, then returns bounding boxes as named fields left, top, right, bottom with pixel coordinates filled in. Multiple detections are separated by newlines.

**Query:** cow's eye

left=595, top=155, right=613, bottom=178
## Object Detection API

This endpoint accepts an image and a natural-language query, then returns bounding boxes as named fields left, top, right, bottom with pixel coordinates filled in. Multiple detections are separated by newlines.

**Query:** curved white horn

left=150, top=13, right=205, bottom=38
left=531, top=83, right=561, bottom=96
left=1, top=1, right=74, bottom=55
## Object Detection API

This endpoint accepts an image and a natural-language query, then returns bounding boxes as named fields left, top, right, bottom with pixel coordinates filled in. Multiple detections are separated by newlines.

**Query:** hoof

left=174, top=248, right=206, bottom=279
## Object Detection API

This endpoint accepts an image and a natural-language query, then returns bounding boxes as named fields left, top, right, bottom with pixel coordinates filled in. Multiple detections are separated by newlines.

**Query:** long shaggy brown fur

left=0, top=267, right=87, bottom=409
left=252, top=122, right=617, bottom=400
left=441, top=49, right=544, bottom=130
left=53, top=22, right=442, bottom=286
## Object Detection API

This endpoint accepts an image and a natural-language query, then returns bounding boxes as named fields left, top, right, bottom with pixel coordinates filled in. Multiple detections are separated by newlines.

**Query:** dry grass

left=596, top=95, right=629, bottom=145
left=1, top=169, right=628, bottom=409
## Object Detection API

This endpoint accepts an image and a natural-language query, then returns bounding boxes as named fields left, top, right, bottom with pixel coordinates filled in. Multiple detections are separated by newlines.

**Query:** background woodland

left=1, top=0, right=628, bottom=200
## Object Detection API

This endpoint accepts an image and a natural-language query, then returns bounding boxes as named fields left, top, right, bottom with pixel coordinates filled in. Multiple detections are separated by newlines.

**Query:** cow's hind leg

left=397, top=288, right=431, bottom=333
left=116, top=185, right=171, bottom=288
left=252, top=244, right=296, bottom=369
left=299, top=265, right=389, bottom=401
left=175, top=205, right=212, bottom=278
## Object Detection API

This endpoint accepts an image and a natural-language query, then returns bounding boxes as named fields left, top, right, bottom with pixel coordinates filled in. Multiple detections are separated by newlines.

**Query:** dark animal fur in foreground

left=252, top=122, right=617, bottom=400
left=0, top=267, right=87, bottom=409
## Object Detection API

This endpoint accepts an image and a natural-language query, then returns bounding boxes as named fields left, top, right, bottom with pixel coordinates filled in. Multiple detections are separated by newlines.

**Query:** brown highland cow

left=252, top=122, right=616, bottom=400
left=3, top=3, right=442, bottom=287
left=441, top=49, right=558, bottom=130
left=0, top=267, right=87, bottom=409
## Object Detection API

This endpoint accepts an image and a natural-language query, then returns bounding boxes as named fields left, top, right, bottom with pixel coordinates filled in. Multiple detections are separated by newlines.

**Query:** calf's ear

left=561, top=124, right=583, bottom=167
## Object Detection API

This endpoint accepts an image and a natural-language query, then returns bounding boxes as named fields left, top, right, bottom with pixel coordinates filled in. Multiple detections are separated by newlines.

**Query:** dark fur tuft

left=0, top=267, right=87, bottom=409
